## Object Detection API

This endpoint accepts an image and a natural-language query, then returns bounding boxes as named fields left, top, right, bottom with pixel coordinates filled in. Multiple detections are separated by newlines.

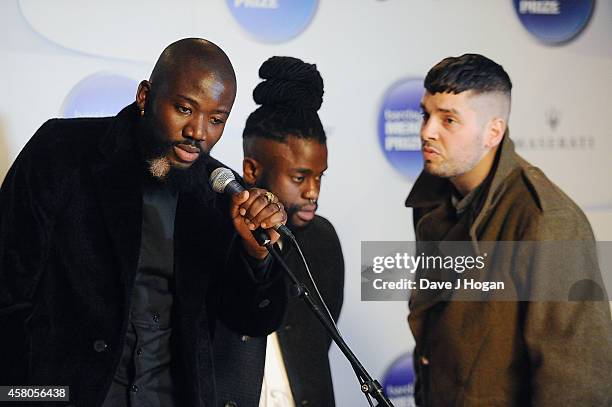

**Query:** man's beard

left=137, top=120, right=210, bottom=193
left=422, top=136, right=486, bottom=179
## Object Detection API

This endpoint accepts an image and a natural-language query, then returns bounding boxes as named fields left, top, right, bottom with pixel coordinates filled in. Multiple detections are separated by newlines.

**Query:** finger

left=230, top=190, right=249, bottom=219
left=260, top=203, right=287, bottom=229
left=250, top=201, right=282, bottom=228
left=245, top=195, right=271, bottom=229
left=238, top=188, right=266, bottom=216
left=241, top=190, right=271, bottom=225
left=266, top=228, right=281, bottom=245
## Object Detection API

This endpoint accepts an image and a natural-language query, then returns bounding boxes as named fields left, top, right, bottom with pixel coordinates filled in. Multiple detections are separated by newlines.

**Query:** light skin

left=243, top=136, right=328, bottom=229
left=136, top=62, right=285, bottom=259
left=420, top=90, right=507, bottom=196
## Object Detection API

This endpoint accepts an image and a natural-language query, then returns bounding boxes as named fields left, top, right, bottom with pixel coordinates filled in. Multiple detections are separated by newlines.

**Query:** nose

left=420, top=117, right=439, bottom=143
left=184, top=113, right=206, bottom=141
left=303, top=178, right=320, bottom=202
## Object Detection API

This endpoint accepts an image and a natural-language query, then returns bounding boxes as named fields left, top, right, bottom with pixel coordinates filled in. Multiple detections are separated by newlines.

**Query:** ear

left=484, top=117, right=506, bottom=149
left=136, top=80, right=152, bottom=111
left=243, top=157, right=263, bottom=186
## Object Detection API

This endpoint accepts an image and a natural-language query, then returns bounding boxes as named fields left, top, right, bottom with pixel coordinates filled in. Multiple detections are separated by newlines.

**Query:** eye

left=210, top=117, right=225, bottom=125
left=292, top=176, right=305, bottom=183
left=445, top=117, right=457, bottom=125
left=420, top=111, right=430, bottom=122
left=176, top=105, right=191, bottom=115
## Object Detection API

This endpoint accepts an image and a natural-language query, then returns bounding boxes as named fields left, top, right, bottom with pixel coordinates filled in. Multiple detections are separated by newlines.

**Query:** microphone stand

left=264, top=241, right=395, bottom=407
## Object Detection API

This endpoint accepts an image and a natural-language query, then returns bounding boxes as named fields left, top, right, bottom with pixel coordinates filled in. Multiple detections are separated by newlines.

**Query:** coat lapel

left=90, top=104, right=143, bottom=300
left=408, top=203, right=473, bottom=329
left=407, top=189, right=463, bottom=319
left=173, top=155, right=226, bottom=316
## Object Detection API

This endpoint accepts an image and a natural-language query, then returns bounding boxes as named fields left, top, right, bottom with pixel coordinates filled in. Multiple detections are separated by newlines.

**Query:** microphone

left=209, top=167, right=295, bottom=242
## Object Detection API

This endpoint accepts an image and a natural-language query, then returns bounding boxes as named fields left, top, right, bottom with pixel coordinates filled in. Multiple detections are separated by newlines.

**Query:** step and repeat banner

left=1, top=1, right=611, bottom=405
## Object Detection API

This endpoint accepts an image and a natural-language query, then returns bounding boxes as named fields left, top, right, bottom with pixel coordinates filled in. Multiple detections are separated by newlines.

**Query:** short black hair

left=243, top=56, right=326, bottom=145
left=424, top=53, right=512, bottom=96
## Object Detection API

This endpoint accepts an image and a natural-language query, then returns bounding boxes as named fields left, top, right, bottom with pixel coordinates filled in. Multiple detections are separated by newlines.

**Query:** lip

left=173, top=144, right=200, bottom=163
left=296, top=204, right=317, bottom=222
left=296, top=209, right=316, bottom=222
left=300, top=204, right=317, bottom=212
left=422, top=145, right=441, bottom=160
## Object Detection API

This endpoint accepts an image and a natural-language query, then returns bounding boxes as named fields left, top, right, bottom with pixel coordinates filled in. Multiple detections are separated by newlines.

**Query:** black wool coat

left=0, top=104, right=288, bottom=407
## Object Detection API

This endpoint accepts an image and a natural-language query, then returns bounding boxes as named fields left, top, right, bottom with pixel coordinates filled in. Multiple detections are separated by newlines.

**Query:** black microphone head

left=209, top=167, right=236, bottom=193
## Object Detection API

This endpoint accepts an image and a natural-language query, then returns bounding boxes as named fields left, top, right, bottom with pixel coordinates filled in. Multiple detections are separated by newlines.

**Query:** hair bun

left=253, top=56, right=324, bottom=111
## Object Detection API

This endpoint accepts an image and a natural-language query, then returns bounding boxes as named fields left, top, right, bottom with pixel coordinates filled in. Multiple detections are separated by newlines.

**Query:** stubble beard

left=424, top=136, right=486, bottom=179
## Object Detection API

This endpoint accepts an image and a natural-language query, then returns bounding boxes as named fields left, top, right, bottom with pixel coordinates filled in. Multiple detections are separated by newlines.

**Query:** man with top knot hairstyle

left=0, top=38, right=289, bottom=407
left=214, top=56, right=345, bottom=407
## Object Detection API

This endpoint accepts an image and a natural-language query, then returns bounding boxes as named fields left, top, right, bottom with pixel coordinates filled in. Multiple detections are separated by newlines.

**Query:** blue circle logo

left=382, top=352, right=416, bottom=407
left=513, top=0, right=594, bottom=44
left=62, top=73, right=138, bottom=118
left=378, top=78, right=424, bottom=179
left=226, top=0, right=318, bottom=43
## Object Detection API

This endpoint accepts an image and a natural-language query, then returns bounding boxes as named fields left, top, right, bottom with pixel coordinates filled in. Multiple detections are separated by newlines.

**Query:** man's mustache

left=173, top=139, right=204, bottom=153
left=288, top=202, right=318, bottom=213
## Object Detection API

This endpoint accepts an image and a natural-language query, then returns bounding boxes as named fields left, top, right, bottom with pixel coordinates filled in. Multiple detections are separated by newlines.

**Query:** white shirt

left=258, top=332, right=296, bottom=407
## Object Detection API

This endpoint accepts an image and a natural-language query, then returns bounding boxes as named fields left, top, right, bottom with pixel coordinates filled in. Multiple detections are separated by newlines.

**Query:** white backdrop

left=1, top=1, right=611, bottom=405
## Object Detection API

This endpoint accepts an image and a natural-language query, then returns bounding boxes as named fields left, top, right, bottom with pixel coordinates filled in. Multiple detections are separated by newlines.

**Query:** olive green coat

left=405, top=135, right=612, bottom=406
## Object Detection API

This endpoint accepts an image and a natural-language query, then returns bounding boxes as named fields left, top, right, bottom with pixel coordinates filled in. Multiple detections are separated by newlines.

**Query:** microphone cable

left=283, top=232, right=342, bottom=336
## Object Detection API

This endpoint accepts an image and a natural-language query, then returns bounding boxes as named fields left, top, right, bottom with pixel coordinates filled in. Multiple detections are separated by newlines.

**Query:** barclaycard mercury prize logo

left=378, top=78, right=424, bottom=179
left=513, top=0, right=594, bottom=44
left=226, top=0, right=318, bottom=43
left=62, top=73, right=138, bottom=118
left=382, top=352, right=416, bottom=407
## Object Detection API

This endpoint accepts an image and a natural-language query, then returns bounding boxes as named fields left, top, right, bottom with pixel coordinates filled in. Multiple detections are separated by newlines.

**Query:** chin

left=289, top=218, right=311, bottom=230
left=168, top=157, right=194, bottom=171
left=423, top=164, right=438, bottom=176
left=148, top=157, right=172, bottom=179
left=424, top=164, right=451, bottom=178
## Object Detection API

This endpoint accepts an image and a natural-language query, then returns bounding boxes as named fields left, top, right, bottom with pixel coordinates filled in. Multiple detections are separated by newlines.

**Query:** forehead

left=260, top=137, right=328, bottom=169
left=421, top=90, right=474, bottom=113
left=161, top=66, right=236, bottom=102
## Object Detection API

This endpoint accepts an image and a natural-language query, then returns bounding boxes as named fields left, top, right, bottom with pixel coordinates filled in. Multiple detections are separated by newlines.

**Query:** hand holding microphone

left=210, top=167, right=293, bottom=259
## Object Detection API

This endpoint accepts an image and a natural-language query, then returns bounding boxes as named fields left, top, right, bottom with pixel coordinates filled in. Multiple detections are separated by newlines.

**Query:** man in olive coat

left=406, top=54, right=612, bottom=406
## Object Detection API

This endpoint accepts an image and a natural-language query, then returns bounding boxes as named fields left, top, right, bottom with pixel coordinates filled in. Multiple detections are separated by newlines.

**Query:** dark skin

left=136, top=39, right=286, bottom=259
left=243, top=136, right=328, bottom=229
